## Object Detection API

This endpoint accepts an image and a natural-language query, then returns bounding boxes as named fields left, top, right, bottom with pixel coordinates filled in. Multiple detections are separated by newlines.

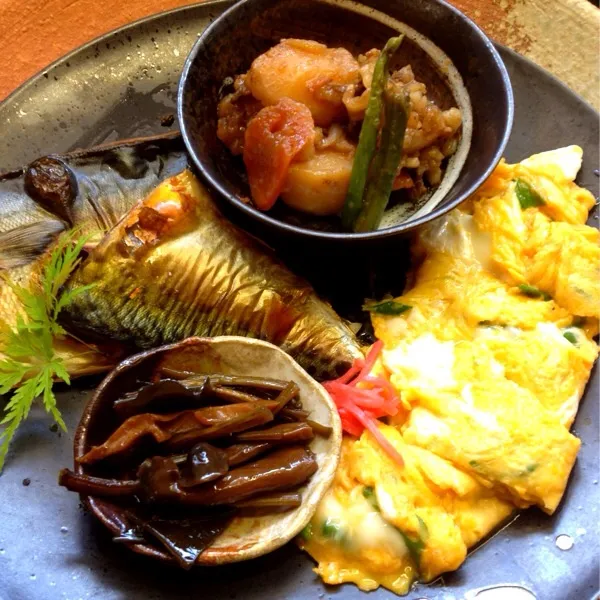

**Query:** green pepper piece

left=353, top=86, right=410, bottom=232
left=518, top=284, right=552, bottom=300
left=515, top=179, right=545, bottom=209
left=363, top=300, right=412, bottom=315
left=341, top=35, right=404, bottom=229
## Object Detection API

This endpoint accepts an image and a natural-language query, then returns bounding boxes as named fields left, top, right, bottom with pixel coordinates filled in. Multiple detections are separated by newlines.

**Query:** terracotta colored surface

left=0, top=0, right=599, bottom=108
left=451, top=0, right=600, bottom=110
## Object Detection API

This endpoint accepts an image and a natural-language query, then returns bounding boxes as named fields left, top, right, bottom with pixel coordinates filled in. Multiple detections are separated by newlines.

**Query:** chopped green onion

left=478, top=320, right=507, bottom=328
left=416, top=515, right=429, bottom=542
left=341, top=35, right=404, bottom=229
left=563, top=331, right=578, bottom=345
left=362, top=485, right=375, bottom=500
left=363, top=300, right=412, bottom=316
left=396, top=528, right=425, bottom=566
left=362, top=485, right=380, bottom=510
left=515, top=179, right=545, bottom=209
left=518, top=284, right=551, bottom=300
left=572, top=316, right=586, bottom=328
left=526, top=463, right=538, bottom=473
left=300, top=523, right=313, bottom=541
left=321, top=518, right=345, bottom=543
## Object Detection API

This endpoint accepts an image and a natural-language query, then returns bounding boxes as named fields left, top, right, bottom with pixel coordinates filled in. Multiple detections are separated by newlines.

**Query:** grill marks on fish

left=75, top=246, right=301, bottom=347
left=61, top=171, right=363, bottom=380
left=157, top=235, right=311, bottom=347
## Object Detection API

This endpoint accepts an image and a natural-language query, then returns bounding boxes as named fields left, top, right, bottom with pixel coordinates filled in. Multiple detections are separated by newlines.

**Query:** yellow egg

left=302, top=146, right=599, bottom=595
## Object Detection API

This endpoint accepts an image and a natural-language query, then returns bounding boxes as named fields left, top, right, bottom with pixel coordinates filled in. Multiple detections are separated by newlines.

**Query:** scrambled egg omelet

left=300, top=146, right=599, bottom=595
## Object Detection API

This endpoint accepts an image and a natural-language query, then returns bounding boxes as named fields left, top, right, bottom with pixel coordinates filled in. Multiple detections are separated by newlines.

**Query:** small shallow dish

left=178, top=0, right=513, bottom=243
left=72, top=336, right=342, bottom=565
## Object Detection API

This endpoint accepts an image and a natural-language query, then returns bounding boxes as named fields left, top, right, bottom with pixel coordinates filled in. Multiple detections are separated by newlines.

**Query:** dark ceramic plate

left=0, top=2, right=598, bottom=600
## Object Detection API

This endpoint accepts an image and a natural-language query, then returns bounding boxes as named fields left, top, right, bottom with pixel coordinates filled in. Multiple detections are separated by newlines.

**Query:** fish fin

left=0, top=221, right=65, bottom=270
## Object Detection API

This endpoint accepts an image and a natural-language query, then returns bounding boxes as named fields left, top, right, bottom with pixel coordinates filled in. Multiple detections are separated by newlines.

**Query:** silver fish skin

left=60, top=170, right=364, bottom=380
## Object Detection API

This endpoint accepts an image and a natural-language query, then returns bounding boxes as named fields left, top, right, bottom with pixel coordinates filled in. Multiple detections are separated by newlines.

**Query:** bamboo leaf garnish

left=0, top=230, right=92, bottom=472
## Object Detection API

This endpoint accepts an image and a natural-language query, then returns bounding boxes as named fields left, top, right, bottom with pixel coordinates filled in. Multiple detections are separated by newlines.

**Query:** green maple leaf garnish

left=0, top=230, right=94, bottom=472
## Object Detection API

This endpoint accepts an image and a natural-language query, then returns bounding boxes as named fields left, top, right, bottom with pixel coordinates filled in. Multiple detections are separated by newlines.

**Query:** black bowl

left=178, top=0, right=513, bottom=244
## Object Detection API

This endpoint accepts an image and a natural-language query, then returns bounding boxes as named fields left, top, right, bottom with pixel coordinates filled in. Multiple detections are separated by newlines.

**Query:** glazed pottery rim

left=73, top=336, right=343, bottom=566
left=177, top=0, right=514, bottom=241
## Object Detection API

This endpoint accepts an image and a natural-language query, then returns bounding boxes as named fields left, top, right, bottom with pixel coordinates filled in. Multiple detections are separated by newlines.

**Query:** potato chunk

left=246, top=39, right=360, bottom=127
left=281, top=150, right=354, bottom=216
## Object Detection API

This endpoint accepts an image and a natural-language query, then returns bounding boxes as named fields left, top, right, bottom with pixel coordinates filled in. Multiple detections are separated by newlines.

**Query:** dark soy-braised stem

left=172, top=442, right=272, bottom=468
left=209, top=386, right=264, bottom=404
left=78, top=404, right=274, bottom=464
left=58, top=469, right=140, bottom=496
left=225, top=443, right=272, bottom=467
left=165, top=406, right=273, bottom=450
left=236, top=422, right=314, bottom=443
left=236, top=492, right=302, bottom=511
left=167, top=370, right=290, bottom=391
left=137, top=446, right=317, bottom=505
left=279, top=408, right=310, bottom=421
left=168, top=446, right=317, bottom=505
left=305, top=419, right=333, bottom=438
left=271, top=381, right=300, bottom=414
left=159, top=367, right=200, bottom=380
left=60, top=447, right=317, bottom=507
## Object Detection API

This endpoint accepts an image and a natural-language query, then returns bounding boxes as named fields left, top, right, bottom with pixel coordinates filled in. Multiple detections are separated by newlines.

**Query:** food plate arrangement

left=0, top=1, right=598, bottom=599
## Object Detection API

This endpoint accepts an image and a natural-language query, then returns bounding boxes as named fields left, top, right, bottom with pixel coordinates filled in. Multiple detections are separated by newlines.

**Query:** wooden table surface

left=1, top=0, right=599, bottom=109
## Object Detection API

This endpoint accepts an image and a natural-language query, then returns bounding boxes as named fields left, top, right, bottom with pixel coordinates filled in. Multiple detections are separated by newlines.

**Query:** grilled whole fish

left=0, top=132, right=186, bottom=376
left=60, top=170, right=364, bottom=380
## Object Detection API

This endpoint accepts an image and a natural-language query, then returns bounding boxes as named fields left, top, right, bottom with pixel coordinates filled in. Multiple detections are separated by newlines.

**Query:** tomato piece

left=243, top=98, right=315, bottom=210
